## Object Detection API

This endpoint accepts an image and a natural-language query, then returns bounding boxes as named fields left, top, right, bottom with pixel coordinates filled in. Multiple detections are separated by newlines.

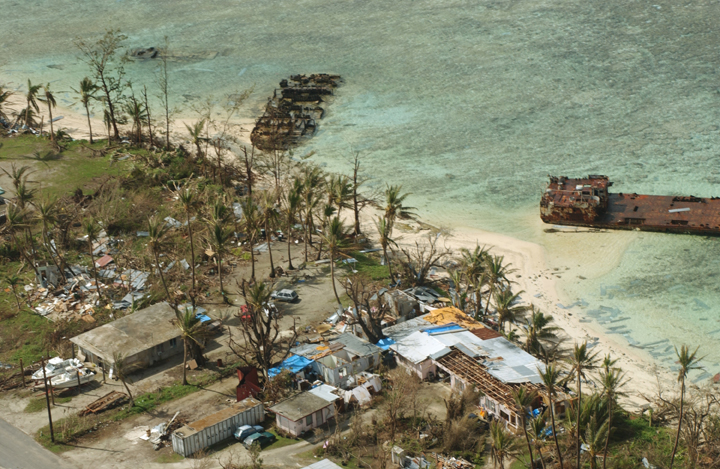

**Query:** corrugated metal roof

left=302, top=459, right=344, bottom=469
left=389, top=331, right=449, bottom=364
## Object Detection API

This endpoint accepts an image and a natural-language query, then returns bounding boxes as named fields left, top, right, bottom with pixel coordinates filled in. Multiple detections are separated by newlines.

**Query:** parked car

left=270, top=289, right=298, bottom=302
left=233, top=424, right=264, bottom=441
left=243, top=431, right=276, bottom=449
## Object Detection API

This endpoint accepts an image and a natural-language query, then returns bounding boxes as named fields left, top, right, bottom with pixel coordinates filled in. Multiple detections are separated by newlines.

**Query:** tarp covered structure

left=268, top=354, right=315, bottom=378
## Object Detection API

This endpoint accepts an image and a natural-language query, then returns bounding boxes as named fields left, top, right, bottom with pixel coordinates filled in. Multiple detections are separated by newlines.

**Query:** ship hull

left=541, top=193, right=720, bottom=236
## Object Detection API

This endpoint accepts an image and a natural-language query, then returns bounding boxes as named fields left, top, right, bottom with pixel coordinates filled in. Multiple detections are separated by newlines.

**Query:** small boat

left=50, top=368, right=96, bottom=389
left=32, top=357, right=84, bottom=381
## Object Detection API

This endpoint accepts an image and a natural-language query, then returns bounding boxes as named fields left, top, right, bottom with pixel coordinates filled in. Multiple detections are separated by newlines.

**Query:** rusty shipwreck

left=251, top=74, right=342, bottom=152
left=540, top=175, right=720, bottom=235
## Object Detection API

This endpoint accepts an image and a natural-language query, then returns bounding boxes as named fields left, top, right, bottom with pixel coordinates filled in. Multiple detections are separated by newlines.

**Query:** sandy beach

left=3, top=96, right=676, bottom=406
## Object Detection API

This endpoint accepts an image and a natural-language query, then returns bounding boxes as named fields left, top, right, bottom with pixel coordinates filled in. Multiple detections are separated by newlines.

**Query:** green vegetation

left=348, top=251, right=390, bottom=280
left=112, top=383, right=200, bottom=420
left=24, top=395, right=72, bottom=413
left=155, top=452, right=184, bottom=463
left=264, top=428, right=300, bottom=450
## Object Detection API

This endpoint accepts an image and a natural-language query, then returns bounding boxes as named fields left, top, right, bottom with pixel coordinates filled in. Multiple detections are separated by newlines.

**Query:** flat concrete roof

left=270, top=391, right=334, bottom=422
left=69, top=302, right=180, bottom=362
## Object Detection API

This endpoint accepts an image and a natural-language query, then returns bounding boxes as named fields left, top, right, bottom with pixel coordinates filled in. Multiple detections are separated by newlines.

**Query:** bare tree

left=155, top=37, right=173, bottom=150
left=74, top=29, right=128, bottom=140
left=229, top=280, right=297, bottom=379
left=343, top=273, right=387, bottom=344
left=399, top=232, right=453, bottom=286
left=349, top=152, right=376, bottom=236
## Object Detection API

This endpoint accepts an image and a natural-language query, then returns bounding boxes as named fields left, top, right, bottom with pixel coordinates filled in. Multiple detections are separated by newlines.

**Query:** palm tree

left=146, top=216, right=172, bottom=302
left=185, top=119, right=206, bottom=159
left=0, top=86, right=14, bottom=123
left=599, top=356, right=628, bottom=469
left=3, top=274, right=23, bottom=313
left=34, top=197, right=67, bottom=283
left=241, top=197, right=262, bottom=282
left=14, top=181, right=37, bottom=209
left=495, top=288, right=526, bottom=332
left=513, top=386, right=537, bottom=467
left=175, top=185, right=199, bottom=301
left=40, top=84, right=57, bottom=142
left=374, top=216, right=398, bottom=282
left=299, top=167, right=323, bottom=259
left=283, top=181, right=302, bottom=270
left=21, top=79, right=42, bottom=129
left=383, top=184, right=415, bottom=232
left=490, top=420, right=516, bottom=468
left=582, top=412, right=609, bottom=469
left=538, top=363, right=565, bottom=469
left=174, top=307, right=207, bottom=385
left=73, top=78, right=98, bottom=143
left=327, top=174, right=352, bottom=219
left=483, top=255, right=516, bottom=316
left=670, top=345, right=703, bottom=469
left=3, top=204, right=39, bottom=276
left=111, top=351, right=134, bottom=406
left=83, top=219, right=103, bottom=304
left=524, top=306, right=559, bottom=356
left=123, top=98, right=146, bottom=144
left=529, top=412, right=548, bottom=469
left=566, top=341, right=600, bottom=469
left=259, top=190, right=280, bottom=278
left=322, top=217, right=351, bottom=306
left=460, top=244, right=489, bottom=316
left=207, top=220, right=232, bottom=297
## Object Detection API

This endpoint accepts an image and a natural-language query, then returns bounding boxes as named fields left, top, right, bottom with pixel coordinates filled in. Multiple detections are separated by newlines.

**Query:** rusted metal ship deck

left=540, top=175, right=720, bottom=236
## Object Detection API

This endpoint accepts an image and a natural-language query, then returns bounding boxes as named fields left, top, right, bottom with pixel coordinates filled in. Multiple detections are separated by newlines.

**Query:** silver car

left=270, top=289, right=298, bottom=302
left=234, top=424, right=264, bottom=441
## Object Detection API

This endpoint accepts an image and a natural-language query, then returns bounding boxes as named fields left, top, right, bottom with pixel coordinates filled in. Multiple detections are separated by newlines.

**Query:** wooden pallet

left=79, top=391, right=127, bottom=416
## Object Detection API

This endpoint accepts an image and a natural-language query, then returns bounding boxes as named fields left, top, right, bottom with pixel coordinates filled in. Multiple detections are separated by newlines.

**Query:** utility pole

left=40, top=356, right=54, bottom=443
left=19, top=358, right=25, bottom=388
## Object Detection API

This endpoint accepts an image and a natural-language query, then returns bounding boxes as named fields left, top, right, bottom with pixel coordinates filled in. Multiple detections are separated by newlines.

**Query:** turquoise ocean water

left=2, top=0, right=720, bottom=377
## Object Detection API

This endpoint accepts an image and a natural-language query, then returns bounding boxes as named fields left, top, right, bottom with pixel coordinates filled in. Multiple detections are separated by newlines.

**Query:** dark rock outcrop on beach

left=250, top=74, right=342, bottom=152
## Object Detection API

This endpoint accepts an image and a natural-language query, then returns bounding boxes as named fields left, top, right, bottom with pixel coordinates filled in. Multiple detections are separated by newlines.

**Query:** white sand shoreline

left=2, top=96, right=676, bottom=405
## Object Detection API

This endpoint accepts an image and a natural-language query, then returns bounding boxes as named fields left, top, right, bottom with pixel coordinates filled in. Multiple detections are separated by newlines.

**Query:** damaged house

left=290, top=333, right=383, bottom=388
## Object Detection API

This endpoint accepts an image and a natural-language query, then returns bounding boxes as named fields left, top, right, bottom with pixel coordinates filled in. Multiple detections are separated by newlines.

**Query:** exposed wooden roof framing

left=435, top=349, right=545, bottom=410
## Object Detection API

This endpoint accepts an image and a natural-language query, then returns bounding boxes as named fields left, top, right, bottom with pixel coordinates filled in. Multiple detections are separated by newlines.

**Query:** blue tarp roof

left=376, top=338, right=396, bottom=350
left=268, top=354, right=315, bottom=378
left=421, top=323, right=464, bottom=334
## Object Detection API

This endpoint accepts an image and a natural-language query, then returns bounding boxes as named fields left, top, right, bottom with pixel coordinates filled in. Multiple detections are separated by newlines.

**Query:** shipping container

left=172, top=397, right=264, bottom=456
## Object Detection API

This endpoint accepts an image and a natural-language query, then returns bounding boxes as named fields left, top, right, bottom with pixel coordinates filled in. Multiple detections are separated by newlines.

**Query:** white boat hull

left=50, top=370, right=96, bottom=389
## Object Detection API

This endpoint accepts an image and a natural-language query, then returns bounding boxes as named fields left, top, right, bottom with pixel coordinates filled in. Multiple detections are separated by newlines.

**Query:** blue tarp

left=421, top=322, right=463, bottom=334
left=268, top=354, right=315, bottom=378
left=376, top=338, right=396, bottom=350
left=196, top=314, right=212, bottom=323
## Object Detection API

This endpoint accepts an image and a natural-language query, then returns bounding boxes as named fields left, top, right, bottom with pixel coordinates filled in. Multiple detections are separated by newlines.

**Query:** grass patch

left=348, top=251, right=391, bottom=281
left=24, top=395, right=72, bottom=413
left=264, top=428, right=301, bottom=451
left=155, top=452, right=184, bottom=463
left=113, top=383, right=201, bottom=420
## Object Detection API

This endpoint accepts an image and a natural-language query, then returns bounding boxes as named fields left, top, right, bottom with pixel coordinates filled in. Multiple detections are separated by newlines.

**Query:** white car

left=270, top=289, right=298, bottom=302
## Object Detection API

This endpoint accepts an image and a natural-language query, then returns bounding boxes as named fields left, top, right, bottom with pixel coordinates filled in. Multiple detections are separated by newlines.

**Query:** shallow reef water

left=2, top=0, right=720, bottom=373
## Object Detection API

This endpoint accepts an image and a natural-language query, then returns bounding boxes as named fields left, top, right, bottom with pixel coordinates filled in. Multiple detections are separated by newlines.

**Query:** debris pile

left=434, top=454, right=474, bottom=469
left=79, top=391, right=128, bottom=416
left=251, top=74, right=342, bottom=151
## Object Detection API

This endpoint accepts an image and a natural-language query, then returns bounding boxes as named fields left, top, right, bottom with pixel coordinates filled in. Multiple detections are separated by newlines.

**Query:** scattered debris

left=79, top=391, right=128, bottom=416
